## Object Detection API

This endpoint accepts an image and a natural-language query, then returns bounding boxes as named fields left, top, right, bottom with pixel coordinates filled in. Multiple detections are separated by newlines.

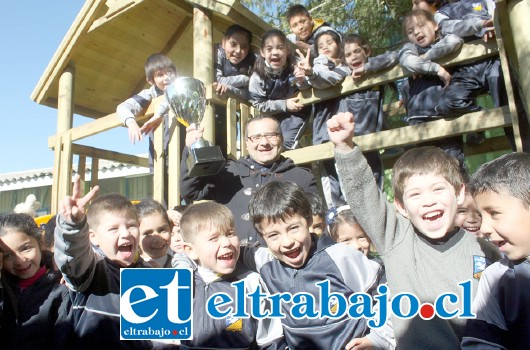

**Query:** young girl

left=399, top=9, right=467, bottom=172
left=135, top=199, right=173, bottom=267
left=248, top=29, right=311, bottom=150
left=0, top=213, right=70, bottom=349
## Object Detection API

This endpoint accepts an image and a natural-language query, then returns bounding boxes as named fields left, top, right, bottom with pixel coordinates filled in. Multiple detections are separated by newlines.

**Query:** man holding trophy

left=172, top=77, right=318, bottom=245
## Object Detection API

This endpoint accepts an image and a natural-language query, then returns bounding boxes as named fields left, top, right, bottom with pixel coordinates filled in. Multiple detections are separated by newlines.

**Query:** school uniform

left=248, top=66, right=311, bottom=150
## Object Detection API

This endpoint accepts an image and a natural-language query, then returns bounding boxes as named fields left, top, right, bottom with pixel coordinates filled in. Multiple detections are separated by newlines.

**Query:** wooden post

left=167, top=112, right=181, bottom=207
left=53, top=65, right=75, bottom=213
left=193, top=6, right=215, bottom=143
left=153, top=114, right=165, bottom=204
left=506, top=0, right=530, bottom=125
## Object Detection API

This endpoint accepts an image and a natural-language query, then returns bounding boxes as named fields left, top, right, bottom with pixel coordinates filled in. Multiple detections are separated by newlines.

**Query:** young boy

left=214, top=24, right=256, bottom=155
left=327, top=112, right=501, bottom=349
left=116, top=53, right=176, bottom=170
left=245, top=181, right=394, bottom=350
left=461, top=152, right=530, bottom=349
left=178, top=202, right=286, bottom=349
left=54, top=175, right=168, bottom=349
left=285, top=4, right=338, bottom=57
left=454, top=187, right=484, bottom=238
left=304, top=191, right=327, bottom=235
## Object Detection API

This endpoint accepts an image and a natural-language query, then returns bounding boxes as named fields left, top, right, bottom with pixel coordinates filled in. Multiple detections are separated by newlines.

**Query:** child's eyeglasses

left=247, top=132, right=280, bottom=143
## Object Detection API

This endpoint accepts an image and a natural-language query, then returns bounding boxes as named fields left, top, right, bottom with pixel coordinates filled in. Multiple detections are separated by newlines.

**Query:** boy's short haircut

left=144, top=53, right=176, bottom=82
left=304, top=191, right=326, bottom=218
left=249, top=181, right=313, bottom=232
left=180, top=202, right=235, bottom=244
left=401, top=9, right=437, bottom=39
left=469, top=152, right=530, bottom=208
left=286, top=4, right=311, bottom=22
left=392, top=146, right=463, bottom=203
left=244, top=115, right=282, bottom=138
left=87, top=193, right=137, bottom=229
left=135, top=199, right=172, bottom=227
left=224, top=24, right=253, bottom=46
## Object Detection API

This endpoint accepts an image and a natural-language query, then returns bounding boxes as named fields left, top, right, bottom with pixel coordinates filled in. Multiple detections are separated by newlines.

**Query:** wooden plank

left=78, top=156, right=87, bottom=194
left=72, top=144, right=149, bottom=167
left=31, top=0, right=107, bottom=104
left=167, top=113, right=181, bottom=208
left=51, top=135, right=63, bottom=214
left=91, top=158, right=100, bottom=192
left=239, top=103, right=250, bottom=158
left=284, top=107, right=512, bottom=164
left=59, top=132, right=73, bottom=201
left=48, top=96, right=164, bottom=147
left=297, top=40, right=499, bottom=105
left=152, top=113, right=165, bottom=204
left=227, top=98, right=238, bottom=159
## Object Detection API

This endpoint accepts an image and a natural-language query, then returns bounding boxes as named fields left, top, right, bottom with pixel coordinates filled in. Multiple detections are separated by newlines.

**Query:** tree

left=241, top=0, right=412, bottom=52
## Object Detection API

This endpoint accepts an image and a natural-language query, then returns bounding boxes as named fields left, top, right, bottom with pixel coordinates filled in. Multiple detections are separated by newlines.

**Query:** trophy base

left=187, top=145, right=226, bottom=177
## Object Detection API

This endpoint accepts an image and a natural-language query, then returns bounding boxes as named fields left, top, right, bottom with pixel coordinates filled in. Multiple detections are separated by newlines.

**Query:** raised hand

left=59, top=174, right=99, bottom=225
left=327, top=112, right=355, bottom=151
left=296, top=48, right=313, bottom=76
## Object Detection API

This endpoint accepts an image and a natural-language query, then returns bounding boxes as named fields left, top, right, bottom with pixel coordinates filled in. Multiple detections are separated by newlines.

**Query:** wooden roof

left=31, top=0, right=271, bottom=119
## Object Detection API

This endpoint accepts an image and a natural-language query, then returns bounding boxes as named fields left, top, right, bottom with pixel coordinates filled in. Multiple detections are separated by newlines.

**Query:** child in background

left=285, top=4, right=338, bottom=57
left=327, top=112, right=501, bottom=349
left=54, top=176, right=173, bottom=349
left=304, top=191, right=327, bottom=235
left=248, top=29, right=311, bottom=150
left=399, top=9, right=467, bottom=172
left=0, top=213, right=70, bottom=350
left=167, top=205, right=187, bottom=254
left=412, top=0, right=448, bottom=14
left=178, top=202, right=286, bottom=349
left=135, top=199, right=173, bottom=267
left=454, top=187, right=484, bottom=238
left=244, top=181, right=394, bottom=350
left=214, top=24, right=257, bottom=155
left=462, top=152, right=530, bottom=349
left=116, top=53, right=176, bottom=171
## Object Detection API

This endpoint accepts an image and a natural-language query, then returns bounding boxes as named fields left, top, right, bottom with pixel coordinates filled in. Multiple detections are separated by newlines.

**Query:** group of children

left=2, top=117, right=529, bottom=349
left=116, top=1, right=508, bottom=209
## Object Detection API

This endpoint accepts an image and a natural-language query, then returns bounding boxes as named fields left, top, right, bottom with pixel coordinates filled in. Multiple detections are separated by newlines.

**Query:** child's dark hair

left=87, top=193, right=137, bottom=229
left=327, top=203, right=360, bottom=241
left=144, top=53, right=176, bottom=82
left=0, top=213, right=42, bottom=248
left=286, top=4, right=311, bottom=23
left=412, top=0, right=448, bottom=10
left=469, top=153, right=530, bottom=208
left=304, top=191, right=326, bottom=218
left=170, top=205, right=189, bottom=214
left=135, top=199, right=172, bottom=228
left=402, top=9, right=438, bottom=41
left=43, top=215, right=57, bottom=252
left=314, top=30, right=342, bottom=57
left=253, top=29, right=294, bottom=79
left=249, top=181, right=313, bottom=233
left=224, top=24, right=253, bottom=46
left=342, top=33, right=371, bottom=55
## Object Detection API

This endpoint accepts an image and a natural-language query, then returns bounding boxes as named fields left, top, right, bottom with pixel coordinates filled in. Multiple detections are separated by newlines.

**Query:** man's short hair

left=144, top=53, right=176, bottom=82
left=286, top=4, right=311, bottom=23
left=392, top=146, right=463, bottom=203
left=87, top=193, right=137, bottom=229
left=180, top=202, right=235, bottom=244
left=249, top=181, right=313, bottom=233
left=244, top=115, right=282, bottom=139
left=469, top=152, right=530, bottom=208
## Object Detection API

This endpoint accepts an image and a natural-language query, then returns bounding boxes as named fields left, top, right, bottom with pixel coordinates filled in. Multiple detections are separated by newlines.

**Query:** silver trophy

left=166, top=77, right=225, bottom=177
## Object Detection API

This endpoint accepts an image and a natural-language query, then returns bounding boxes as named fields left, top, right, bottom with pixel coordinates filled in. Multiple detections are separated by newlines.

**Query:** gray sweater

left=335, top=147, right=501, bottom=350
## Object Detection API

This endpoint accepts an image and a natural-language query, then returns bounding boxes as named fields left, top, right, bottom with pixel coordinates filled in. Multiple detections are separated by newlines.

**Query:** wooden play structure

left=31, top=0, right=530, bottom=213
